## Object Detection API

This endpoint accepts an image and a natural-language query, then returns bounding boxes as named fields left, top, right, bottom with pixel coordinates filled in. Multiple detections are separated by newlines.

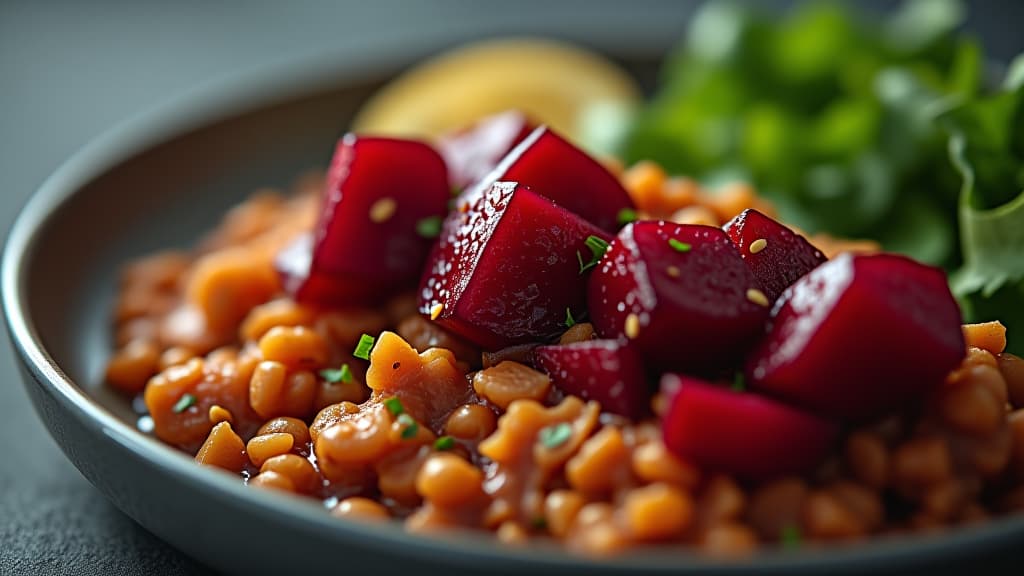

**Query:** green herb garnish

left=565, top=307, right=576, bottom=328
left=539, top=422, right=572, bottom=449
left=172, top=393, right=196, bottom=414
left=668, top=238, right=692, bottom=253
left=320, top=364, right=353, bottom=384
left=434, top=436, right=456, bottom=451
left=353, top=333, right=376, bottom=360
left=416, top=215, right=443, bottom=239
left=731, top=371, right=746, bottom=392
left=530, top=516, right=548, bottom=530
left=577, top=235, right=610, bottom=274
left=398, top=413, right=419, bottom=439
left=780, top=523, right=802, bottom=549
left=384, top=397, right=405, bottom=416
left=617, top=208, right=638, bottom=225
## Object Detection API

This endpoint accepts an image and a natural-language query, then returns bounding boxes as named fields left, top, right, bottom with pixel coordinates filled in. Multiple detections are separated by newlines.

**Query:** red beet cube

left=279, top=135, right=450, bottom=306
left=461, top=126, right=634, bottom=232
left=661, top=375, right=837, bottom=479
left=588, top=221, right=769, bottom=373
left=534, top=339, right=649, bottom=419
left=723, top=209, right=828, bottom=304
left=746, top=253, right=966, bottom=420
left=418, top=181, right=611, bottom=349
left=437, top=110, right=536, bottom=191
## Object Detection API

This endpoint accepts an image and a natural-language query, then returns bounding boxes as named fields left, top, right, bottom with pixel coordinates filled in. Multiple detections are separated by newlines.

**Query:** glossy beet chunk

left=461, top=125, right=634, bottom=232
left=419, top=181, right=611, bottom=349
left=437, top=110, right=536, bottom=191
left=278, top=135, right=450, bottom=306
left=746, top=252, right=966, bottom=420
left=534, top=339, right=648, bottom=418
left=661, top=375, right=836, bottom=479
left=723, top=208, right=827, bottom=303
left=588, top=221, right=769, bottom=373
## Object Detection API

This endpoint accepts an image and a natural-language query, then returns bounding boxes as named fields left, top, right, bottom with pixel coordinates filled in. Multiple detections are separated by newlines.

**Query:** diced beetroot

left=279, top=134, right=450, bottom=306
left=534, top=339, right=649, bottom=419
left=588, top=221, right=769, bottom=373
left=460, top=126, right=634, bottom=232
left=418, top=181, right=611, bottom=350
left=661, top=374, right=837, bottom=479
left=723, top=209, right=827, bottom=303
left=746, top=253, right=966, bottom=420
left=436, top=110, right=536, bottom=191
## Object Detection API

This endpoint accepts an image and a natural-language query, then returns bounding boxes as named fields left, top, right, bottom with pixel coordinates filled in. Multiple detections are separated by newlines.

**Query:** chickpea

left=472, top=361, right=551, bottom=410
left=444, top=404, right=497, bottom=442
left=844, top=431, right=888, bottom=489
left=249, top=470, right=295, bottom=493
left=246, top=433, right=295, bottom=467
left=631, top=441, right=700, bottom=489
left=544, top=490, right=586, bottom=538
left=998, top=353, right=1024, bottom=409
left=415, top=453, right=484, bottom=507
left=331, top=497, right=390, bottom=521
left=622, top=483, right=694, bottom=541
left=260, top=454, right=319, bottom=495
left=258, top=326, right=329, bottom=368
left=258, top=417, right=311, bottom=450
left=106, top=339, right=160, bottom=394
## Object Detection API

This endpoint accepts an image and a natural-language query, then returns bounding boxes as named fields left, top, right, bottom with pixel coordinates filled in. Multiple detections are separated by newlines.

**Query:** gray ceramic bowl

left=3, top=45, right=1023, bottom=576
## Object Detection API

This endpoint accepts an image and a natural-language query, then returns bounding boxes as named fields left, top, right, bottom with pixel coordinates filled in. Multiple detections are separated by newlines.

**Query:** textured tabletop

left=0, top=2, right=1020, bottom=575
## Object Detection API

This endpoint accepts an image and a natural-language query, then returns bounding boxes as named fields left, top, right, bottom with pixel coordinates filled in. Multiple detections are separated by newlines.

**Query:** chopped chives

left=731, top=371, right=746, bottom=392
left=416, top=215, right=443, bottom=239
left=398, top=413, right=419, bottom=439
left=617, top=207, right=638, bottom=225
left=353, top=333, right=376, bottom=360
left=539, top=422, right=572, bottom=449
left=668, top=238, right=692, bottom=252
left=781, top=524, right=802, bottom=549
left=172, top=393, right=196, bottom=414
left=384, top=397, right=405, bottom=416
left=433, top=436, right=456, bottom=451
left=320, top=364, right=353, bottom=384
left=565, top=307, right=576, bottom=328
left=577, top=235, right=610, bottom=274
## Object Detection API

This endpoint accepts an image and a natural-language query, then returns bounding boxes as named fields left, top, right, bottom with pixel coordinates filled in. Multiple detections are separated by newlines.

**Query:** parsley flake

left=172, top=393, right=196, bottom=414
left=781, top=524, right=802, bottom=549
left=731, top=371, right=746, bottom=392
left=384, top=397, right=405, bottom=416
left=539, top=422, right=572, bottom=449
left=353, top=333, right=376, bottom=360
left=577, top=235, right=610, bottom=274
left=320, top=364, right=353, bottom=384
left=398, top=413, right=419, bottom=439
left=433, top=436, right=456, bottom=451
left=617, top=207, right=638, bottom=225
left=530, top=516, right=548, bottom=530
left=416, top=215, right=443, bottom=239
left=668, top=238, right=692, bottom=252
left=565, top=307, right=576, bottom=328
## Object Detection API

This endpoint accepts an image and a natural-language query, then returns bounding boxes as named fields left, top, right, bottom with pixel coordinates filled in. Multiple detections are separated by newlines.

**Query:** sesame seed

left=625, top=313, right=641, bottom=339
left=369, top=197, right=397, bottom=223
left=666, top=265, right=681, bottom=278
left=208, top=404, right=233, bottom=424
left=430, top=303, right=444, bottom=320
left=746, top=288, right=770, bottom=307
left=749, top=238, right=768, bottom=254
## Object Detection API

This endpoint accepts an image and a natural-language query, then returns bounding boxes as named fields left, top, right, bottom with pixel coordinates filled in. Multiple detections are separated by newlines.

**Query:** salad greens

left=944, top=55, right=1024, bottom=353
left=623, top=0, right=1024, bottom=353
left=625, top=0, right=976, bottom=263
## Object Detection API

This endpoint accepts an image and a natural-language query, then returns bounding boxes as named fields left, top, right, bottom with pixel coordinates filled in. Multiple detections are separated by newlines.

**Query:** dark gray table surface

left=0, top=2, right=1020, bottom=575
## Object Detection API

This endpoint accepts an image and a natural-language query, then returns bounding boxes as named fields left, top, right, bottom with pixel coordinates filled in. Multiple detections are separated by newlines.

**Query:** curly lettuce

left=945, top=54, right=1024, bottom=353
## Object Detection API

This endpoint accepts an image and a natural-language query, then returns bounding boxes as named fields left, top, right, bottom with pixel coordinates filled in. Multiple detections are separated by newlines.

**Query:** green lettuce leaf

left=945, top=75, right=1024, bottom=352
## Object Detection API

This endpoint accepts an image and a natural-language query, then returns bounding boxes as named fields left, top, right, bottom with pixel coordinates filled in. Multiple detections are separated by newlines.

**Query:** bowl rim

left=4, top=43, right=1024, bottom=574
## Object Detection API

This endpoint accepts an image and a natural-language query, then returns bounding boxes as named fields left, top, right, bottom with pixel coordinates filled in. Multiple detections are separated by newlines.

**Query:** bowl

left=4, top=45, right=1023, bottom=576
